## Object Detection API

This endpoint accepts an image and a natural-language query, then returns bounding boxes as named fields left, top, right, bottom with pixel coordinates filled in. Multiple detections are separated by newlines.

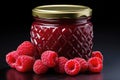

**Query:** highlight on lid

left=32, top=5, right=92, bottom=19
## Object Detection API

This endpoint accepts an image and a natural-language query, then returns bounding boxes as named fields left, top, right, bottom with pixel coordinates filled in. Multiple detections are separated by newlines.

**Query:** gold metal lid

left=32, top=5, right=92, bottom=19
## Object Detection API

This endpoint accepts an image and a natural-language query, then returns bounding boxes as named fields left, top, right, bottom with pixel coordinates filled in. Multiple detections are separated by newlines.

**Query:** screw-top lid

left=32, top=5, right=92, bottom=19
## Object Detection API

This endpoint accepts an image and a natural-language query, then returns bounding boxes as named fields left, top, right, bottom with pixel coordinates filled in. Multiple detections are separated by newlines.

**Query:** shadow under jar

left=31, top=5, right=93, bottom=60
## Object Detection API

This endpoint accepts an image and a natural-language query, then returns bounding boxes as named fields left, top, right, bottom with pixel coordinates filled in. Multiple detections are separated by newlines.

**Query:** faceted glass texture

left=30, top=18, right=93, bottom=60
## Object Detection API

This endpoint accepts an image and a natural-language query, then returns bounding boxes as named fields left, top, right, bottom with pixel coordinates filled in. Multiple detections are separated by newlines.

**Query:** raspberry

left=6, top=51, right=19, bottom=68
left=15, top=55, right=35, bottom=72
left=92, top=51, right=103, bottom=61
left=88, top=57, right=103, bottom=73
left=33, top=59, right=48, bottom=74
left=74, top=57, right=88, bottom=72
left=17, top=41, right=36, bottom=57
left=41, top=50, right=58, bottom=68
left=64, top=59, right=81, bottom=76
left=55, top=57, right=68, bottom=73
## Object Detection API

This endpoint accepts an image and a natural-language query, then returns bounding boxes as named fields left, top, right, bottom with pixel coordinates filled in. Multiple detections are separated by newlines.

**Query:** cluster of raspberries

left=6, top=41, right=103, bottom=76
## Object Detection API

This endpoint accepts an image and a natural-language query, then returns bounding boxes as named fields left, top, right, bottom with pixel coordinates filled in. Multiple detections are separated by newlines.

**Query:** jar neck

left=33, top=17, right=91, bottom=25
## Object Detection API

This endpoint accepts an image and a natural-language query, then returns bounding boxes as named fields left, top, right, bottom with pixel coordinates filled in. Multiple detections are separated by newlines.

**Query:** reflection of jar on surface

left=31, top=5, right=93, bottom=60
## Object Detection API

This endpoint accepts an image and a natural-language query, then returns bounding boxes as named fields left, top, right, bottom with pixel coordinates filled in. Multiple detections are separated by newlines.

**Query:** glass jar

left=31, top=5, right=93, bottom=59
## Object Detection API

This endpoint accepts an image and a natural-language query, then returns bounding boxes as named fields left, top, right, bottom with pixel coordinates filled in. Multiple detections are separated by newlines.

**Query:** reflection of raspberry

left=41, top=50, right=58, bottom=68
left=14, top=69, right=33, bottom=80
left=6, top=69, right=16, bottom=80
left=6, top=51, right=19, bottom=68
left=33, top=75, right=46, bottom=80
left=17, top=41, right=36, bottom=57
left=92, top=51, right=103, bottom=61
left=88, top=74, right=103, bottom=80
left=33, top=59, right=48, bottom=74
left=7, top=69, right=33, bottom=80
left=64, top=59, right=81, bottom=76
left=64, top=77, right=77, bottom=80
left=15, top=55, right=35, bottom=72
left=74, top=57, right=88, bottom=72
left=88, top=57, right=103, bottom=73
left=55, top=57, right=68, bottom=73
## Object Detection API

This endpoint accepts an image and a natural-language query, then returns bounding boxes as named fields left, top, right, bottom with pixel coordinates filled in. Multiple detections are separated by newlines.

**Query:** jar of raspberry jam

left=31, top=5, right=93, bottom=59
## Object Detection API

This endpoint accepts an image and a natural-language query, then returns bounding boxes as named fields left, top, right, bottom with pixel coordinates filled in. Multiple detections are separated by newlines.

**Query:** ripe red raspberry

left=64, top=59, right=81, bottom=76
left=33, top=59, right=48, bottom=74
left=17, top=41, right=36, bottom=57
left=41, top=50, right=58, bottom=68
left=74, top=57, right=88, bottom=72
left=55, top=57, right=68, bottom=73
left=92, top=51, right=103, bottom=61
left=6, top=51, right=19, bottom=68
left=15, top=55, right=35, bottom=72
left=88, top=57, right=103, bottom=73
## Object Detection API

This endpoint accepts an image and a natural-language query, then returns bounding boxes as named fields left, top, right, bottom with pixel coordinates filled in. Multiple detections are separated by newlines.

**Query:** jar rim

left=32, top=4, right=92, bottom=19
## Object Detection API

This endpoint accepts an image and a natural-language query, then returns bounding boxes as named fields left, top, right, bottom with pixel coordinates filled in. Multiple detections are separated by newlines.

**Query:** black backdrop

left=0, top=0, right=120, bottom=33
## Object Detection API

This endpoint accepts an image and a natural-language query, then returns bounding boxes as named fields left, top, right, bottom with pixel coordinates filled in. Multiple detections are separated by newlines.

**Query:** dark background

left=0, top=0, right=120, bottom=32
left=0, top=0, right=120, bottom=80
left=0, top=0, right=120, bottom=33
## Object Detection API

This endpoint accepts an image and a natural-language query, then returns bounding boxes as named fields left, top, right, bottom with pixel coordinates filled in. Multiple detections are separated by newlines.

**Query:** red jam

left=30, top=17, right=93, bottom=59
